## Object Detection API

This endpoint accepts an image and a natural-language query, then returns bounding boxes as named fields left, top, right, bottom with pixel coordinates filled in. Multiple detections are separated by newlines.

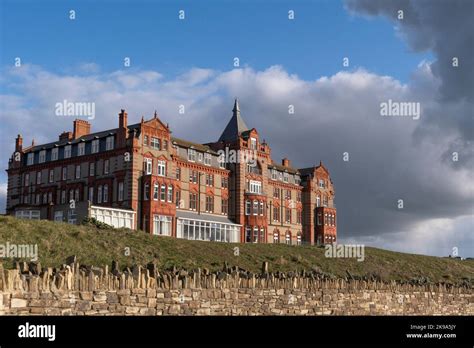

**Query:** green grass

left=0, top=216, right=472, bottom=284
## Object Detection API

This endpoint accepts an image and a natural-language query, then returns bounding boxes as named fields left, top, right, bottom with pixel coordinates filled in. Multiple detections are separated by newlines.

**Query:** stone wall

left=0, top=262, right=472, bottom=315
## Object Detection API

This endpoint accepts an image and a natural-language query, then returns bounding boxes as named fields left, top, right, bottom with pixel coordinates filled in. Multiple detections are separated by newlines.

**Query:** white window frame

left=89, top=162, right=95, bottom=176
left=97, top=186, right=103, bottom=203
left=36, top=171, right=42, bottom=185
left=106, top=136, right=114, bottom=151
left=92, top=139, right=99, bottom=154
left=51, top=147, right=58, bottom=161
left=118, top=182, right=124, bottom=201
left=103, top=185, right=109, bottom=202
left=89, top=187, right=94, bottom=203
left=249, top=180, right=262, bottom=194
left=144, top=158, right=152, bottom=175
left=187, top=149, right=196, bottom=162
left=157, top=160, right=166, bottom=177
left=204, top=153, right=212, bottom=166
left=27, top=153, right=34, bottom=165
left=64, top=145, right=72, bottom=159
left=78, top=143, right=85, bottom=156
left=39, top=150, right=46, bottom=163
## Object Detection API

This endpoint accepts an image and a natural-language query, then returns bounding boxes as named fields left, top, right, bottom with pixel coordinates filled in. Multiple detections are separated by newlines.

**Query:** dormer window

left=51, top=148, right=58, bottom=161
left=106, top=136, right=114, bottom=151
left=91, top=140, right=99, bottom=154
left=188, top=149, right=196, bottom=162
left=27, top=153, right=34, bottom=165
left=204, top=153, right=212, bottom=166
left=78, top=143, right=85, bottom=156
left=39, top=150, right=46, bottom=163
left=283, top=172, right=289, bottom=183
left=64, top=145, right=72, bottom=158
left=250, top=137, right=257, bottom=150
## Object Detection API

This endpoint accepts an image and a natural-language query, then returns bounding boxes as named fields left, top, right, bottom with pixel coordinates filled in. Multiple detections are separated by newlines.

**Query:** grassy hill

left=0, top=216, right=472, bottom=284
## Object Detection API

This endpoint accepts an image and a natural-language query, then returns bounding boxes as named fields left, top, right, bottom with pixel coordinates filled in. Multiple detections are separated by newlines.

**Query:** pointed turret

left=218, top=99, right=249, bottom=141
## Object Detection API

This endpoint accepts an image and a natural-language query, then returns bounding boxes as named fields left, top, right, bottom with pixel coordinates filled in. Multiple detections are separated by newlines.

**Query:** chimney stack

left=117, top=109, right=129, bottom=147
left=15, top=134, right=23, bottom=152
left=73, top=119, right=91, bottom=139
left=282, top=158, right=291, bottom=168
left=59, top=131, right=73, bottom=141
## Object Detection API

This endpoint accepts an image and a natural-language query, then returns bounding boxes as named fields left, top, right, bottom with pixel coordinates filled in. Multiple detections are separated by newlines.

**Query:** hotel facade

left=6, top=100, right=337, bottom=245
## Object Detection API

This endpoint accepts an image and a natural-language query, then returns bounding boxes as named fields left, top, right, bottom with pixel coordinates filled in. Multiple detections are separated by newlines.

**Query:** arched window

left=245, top=200, right=251, bottom=215
left=285, top=231, right=291, bottom=245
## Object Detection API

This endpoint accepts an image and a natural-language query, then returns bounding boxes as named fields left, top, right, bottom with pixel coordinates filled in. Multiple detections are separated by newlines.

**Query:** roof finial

left=141, top=115, right=144, bottom=123
left=232, top=98, right=240, bottom=114
left=154, top=110, right=158, bottom=118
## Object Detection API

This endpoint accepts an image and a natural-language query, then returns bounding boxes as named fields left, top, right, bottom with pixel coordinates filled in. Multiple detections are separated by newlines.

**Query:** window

left=62, top=167, right=67, bottom=180
left=51, top=148, right=58, bottom=161
left=36, top=171, right=42, bottom=184
left=271, top=169, right=278, bottom=180
left=151, top=137, right=160, bottom=150
left=64, top=145, right=71, bottom=158
left=221, top=177, right=228, bottom=188
left=187, top=149, right=196, bottom=162
left=167, top=186, right=173, bottom=203
left=205, top=196, right=214, bottom=213
left=286, top=233, right=291, bottom=245
left=273, top=187, right=280, bottom=198
left=175, top=190, right=181, bottom=208
left=118, top=182, right=124, bottom=201
left=205, top=174, right=214, bottom=186
left=144, top=158, right=152, bottom=175
left=189, top=193, right=197, bottom=210
left=283, top=172, right=289, bottom=183
left=88, top=187, right=94, bottom=203
left=204, top=153, right=212, bottom=166
left=160, top=184, right=166, bottom=202
left=24, top=173, right=30, bottom=186
left=153, top=215, right=172, bottom=236
left=295, top=176, right=301, bottom=185
left=106, top=136, right=114, bottom=150
left=316, top=195, right=321, bottom=207
left=68, top=209, right=77, bottom=224
left=89, top=162, right=95, bottom=176
left=104, top=160, right=110, bottom=175
left=297, top=234, right=302, bottom=246
left=157, top=160, right=166, bottom=177
left=253, top=227, right=259, bottom=243
left=78, top=143, right=85, bottom=156
left=297, top=210, right=302, bottom=224
left=245, top=227, right=252, bottom=243
left=218, top=156, right=226, bottom=169
left=39, top=150, right=46, bottom=163
left=163, top=140, right=168, bottom=150
left=97, top=186, right=103, bottom=203
left=319, top=179, right=325, bottom=188
left=176, top=167, right=181, bottom=180
left=54, top=211, right=63, bottom=222
left=248, top=180, right=262, bottom=194
left=92, top=140, right=99, bottom=154
left=27, top=153, right=34, bottom=165
left=323, top=195, right=328, bottom=207
left=285, top=208, right=291, bottom=223
left=49, top=170, right=54, bottom=183
left=273, top=232, right=280, bottom=244
left=103, top=185, right=108, bottom=202
left=297, top=191, right=302, bottom=202
left=75, top=165, right=81, bottom=179
left=259, top=201, right=264, bottom=216
left=42, top=193, right=47, bottom=204
left=324, top=213, right=328, bottom=226
left=189, top=170, right=198, bottom=184
left=75, top=188, right=80, bottom=202
left=153, top=183, right=159, bottom=200
left=273, top=206, right=280, bottom=222
left=246, top=162, right=261, bottom=175
left=198, top=153, right=203, bottom=162
left=61, top=190, right=66, bottom=204
left=143, top=183, right=149, bottom=201
left=245, top=200, right=251, bottom=215
left=48, top=192, right=53, bottom=203
left=260, top=228, right=265, bottom=243
left=317, top=212, right=322, bottom=226
left=221, top=199, right=228, bottom=215
left=253, top=200, right=258, bottom=215
left=250, top=137, right=257, bottom=150
left=285, top=190, right=291, bottom=200
left=144, top=135, right=148, bottom=146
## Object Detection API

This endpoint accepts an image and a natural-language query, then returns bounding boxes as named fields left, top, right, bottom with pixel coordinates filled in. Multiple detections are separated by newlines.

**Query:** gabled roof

left=171, top=137, right=219, bottom=155
left=218, top=99, right=249, bottom=142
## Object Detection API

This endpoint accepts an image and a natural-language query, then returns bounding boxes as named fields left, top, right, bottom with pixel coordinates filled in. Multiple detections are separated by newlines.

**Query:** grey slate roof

left=218, top=99, right=249, bottom=142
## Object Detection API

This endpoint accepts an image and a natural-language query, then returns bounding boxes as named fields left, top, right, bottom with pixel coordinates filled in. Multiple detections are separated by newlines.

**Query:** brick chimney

left=15, top=134, right=23, bottom=152
left=73, top=119, right=91, bottom=139
left=117, top=109, right=128, bottom=147
left=59, top=131, right=73, bottom=141
left=282, top=157, right=291, bottom=167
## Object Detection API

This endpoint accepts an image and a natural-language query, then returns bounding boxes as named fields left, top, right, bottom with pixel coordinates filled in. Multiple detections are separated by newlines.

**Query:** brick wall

left=0, top=263, right=471, bottom=315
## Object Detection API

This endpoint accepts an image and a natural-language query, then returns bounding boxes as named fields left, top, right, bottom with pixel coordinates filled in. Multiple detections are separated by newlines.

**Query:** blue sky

left=1, top=0, right=431, bottom=83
